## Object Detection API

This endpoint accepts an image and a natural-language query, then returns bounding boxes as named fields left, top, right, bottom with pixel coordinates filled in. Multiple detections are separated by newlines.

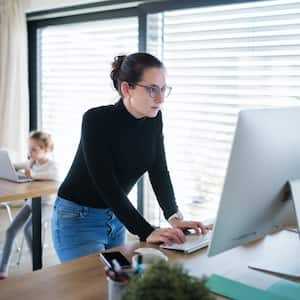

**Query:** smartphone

left=99, top=251, right=131, bottom=269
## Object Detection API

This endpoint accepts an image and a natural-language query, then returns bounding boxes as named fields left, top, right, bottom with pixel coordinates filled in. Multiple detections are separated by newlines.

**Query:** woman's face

left=124, top=67, right=168, bottom=118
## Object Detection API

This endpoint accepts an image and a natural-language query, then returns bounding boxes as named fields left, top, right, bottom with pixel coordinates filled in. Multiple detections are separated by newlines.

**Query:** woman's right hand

left=146, top=228, right=186, bottom=245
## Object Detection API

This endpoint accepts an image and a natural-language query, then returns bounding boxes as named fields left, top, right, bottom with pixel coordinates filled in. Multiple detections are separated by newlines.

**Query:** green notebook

left=267, top=279, right=300, bottom=300
left=206, top=274, right=292, bottom=300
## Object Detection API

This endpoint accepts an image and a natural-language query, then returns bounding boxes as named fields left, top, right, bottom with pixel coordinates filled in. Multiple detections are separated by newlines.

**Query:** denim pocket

left=56, top=198, right=86, bottom=219
left=59, top=207, right=81, bottom=219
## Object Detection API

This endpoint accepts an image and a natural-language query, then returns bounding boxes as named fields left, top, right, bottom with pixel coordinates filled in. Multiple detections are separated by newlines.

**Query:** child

left=0, top=131, right=59, bottom=279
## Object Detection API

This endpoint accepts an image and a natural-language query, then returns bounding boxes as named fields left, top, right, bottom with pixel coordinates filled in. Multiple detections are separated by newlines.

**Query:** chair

left=0, top=200, right=50, bottom=266
left=16, top=218, right=49, bottom=266
left=0, top=202, right=23, bottom=255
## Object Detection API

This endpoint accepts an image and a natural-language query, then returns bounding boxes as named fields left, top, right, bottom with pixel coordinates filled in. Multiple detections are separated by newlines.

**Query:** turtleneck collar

left=115, top=98, right=146, bottom=122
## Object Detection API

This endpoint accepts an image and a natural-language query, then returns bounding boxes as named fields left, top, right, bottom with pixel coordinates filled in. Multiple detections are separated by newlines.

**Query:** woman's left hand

left=169, top=219, right=213, bottom=235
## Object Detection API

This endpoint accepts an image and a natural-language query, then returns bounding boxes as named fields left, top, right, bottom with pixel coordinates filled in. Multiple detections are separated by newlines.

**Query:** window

left=32, top=0, right=300, bottom=226
left=145, top=0, right=300, bottom=225
left=39, top=16, right=138, bottom=205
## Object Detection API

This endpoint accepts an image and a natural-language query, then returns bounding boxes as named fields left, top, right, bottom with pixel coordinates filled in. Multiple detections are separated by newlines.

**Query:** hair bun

left=110, top=55, right=126, bottom=81
left=110, top=52, right=163, bottom=96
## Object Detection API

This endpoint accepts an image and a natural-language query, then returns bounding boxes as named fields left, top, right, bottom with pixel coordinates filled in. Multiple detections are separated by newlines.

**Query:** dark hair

left=110, top=52, right=164, bottom=96
left=30, top=131, right=54, bottom=152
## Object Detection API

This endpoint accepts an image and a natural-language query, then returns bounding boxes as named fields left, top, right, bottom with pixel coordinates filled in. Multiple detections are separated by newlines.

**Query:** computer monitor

left=208, top=107, right=300, bottom=260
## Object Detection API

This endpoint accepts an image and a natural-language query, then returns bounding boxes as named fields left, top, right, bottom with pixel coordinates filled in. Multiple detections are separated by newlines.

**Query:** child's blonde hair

left=29, top=131, right=54, bottom=152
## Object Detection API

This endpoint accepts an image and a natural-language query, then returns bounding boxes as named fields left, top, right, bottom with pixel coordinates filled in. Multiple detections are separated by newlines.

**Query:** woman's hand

left=146, top=227, right=186, bottom=245
left=169, top=219, right=213, bottom=235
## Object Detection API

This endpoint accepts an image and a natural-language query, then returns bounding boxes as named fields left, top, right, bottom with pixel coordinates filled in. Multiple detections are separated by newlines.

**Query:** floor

left=0, top=201, right=59, bottom=278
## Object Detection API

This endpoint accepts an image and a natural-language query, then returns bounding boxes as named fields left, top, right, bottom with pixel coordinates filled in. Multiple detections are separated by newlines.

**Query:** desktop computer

left=208, top=107, right=300, bottom=277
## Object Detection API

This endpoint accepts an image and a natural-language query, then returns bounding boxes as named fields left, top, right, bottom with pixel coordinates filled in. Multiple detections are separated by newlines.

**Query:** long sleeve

left=14, top=161, right=29, bottom=170
left=148, top=123, right=178, bottom=220
left=31, top=160, right=60, bottom=181
left=81, top=110, right=154, bottom=241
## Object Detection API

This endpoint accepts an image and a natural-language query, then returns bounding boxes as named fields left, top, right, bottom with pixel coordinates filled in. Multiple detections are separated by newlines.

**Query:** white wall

left=25, top=0, right=105, bottom=13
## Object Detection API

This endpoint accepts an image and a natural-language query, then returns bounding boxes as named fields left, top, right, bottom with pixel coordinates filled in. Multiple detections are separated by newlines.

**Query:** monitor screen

left=208, top=107, right=300, bottom=257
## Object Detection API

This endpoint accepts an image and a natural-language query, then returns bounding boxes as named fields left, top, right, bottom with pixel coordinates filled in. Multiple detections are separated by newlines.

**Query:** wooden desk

left=0, top=230, right=299, bottom=300
left=0, top=179, right=59, bottom=271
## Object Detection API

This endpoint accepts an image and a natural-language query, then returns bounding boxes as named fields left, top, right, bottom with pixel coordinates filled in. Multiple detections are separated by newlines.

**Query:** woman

left=52, top=52, right=209, bottom=263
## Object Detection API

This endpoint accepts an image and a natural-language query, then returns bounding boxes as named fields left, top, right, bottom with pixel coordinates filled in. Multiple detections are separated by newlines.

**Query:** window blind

left=39, top=17, right=138, bottom=204
left=145, top=0, right=300, bottom=224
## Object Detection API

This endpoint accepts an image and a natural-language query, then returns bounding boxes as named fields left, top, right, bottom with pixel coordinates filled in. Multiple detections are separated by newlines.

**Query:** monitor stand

left=248, top=179, right=300, bottom=278
left=289, top=179, right=300, bottom=235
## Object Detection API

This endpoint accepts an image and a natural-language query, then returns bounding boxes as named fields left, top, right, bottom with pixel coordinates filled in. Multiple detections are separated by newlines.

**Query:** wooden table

left=0, top=179, right=59, bottom=271
left=0, top=230, right=299, bottom=300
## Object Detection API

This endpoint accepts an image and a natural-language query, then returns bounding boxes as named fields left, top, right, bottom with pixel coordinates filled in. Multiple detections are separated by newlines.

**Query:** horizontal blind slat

left=145, top=1, right=300, bottom=223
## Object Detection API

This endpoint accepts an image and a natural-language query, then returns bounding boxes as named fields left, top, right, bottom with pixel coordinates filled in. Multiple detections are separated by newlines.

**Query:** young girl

left=0, top=131, right=59, bottom=279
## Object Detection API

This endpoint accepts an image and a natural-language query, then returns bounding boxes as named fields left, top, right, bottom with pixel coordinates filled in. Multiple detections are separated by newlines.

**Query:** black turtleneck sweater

left=58, top=99, right=178, bottom=241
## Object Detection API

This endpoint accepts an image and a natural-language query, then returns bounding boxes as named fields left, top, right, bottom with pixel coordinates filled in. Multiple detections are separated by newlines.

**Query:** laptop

left=160, top=230, right=212, bottom=254
left=0, top=150, right=32, bottom=183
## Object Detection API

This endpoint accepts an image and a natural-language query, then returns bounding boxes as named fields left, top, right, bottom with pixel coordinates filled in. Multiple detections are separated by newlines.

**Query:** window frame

left=27, top=5, right=145, bottom=213
left=27, top=0, right=266, bottom=217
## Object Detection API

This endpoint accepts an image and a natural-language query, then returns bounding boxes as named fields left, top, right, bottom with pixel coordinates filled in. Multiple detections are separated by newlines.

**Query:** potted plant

left=122, top=260, right=215, bottom=300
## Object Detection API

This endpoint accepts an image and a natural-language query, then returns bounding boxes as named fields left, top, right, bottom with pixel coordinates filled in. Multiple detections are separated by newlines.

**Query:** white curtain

left=0, top=0, right=29, bottom=162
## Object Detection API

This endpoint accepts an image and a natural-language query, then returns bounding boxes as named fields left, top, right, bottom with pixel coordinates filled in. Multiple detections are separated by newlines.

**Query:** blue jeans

left=51, top=196, right=126, bottom=263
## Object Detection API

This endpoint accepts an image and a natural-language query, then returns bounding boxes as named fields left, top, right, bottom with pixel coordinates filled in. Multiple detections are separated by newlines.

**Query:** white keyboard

left=16, top=172, right=32, bottom=182
left=160, top=230, right=212, bottom=254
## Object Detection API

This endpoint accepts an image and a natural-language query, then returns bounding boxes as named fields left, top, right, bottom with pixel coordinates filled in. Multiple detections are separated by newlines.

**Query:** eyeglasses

left=132, top=83, right=172, bottom=98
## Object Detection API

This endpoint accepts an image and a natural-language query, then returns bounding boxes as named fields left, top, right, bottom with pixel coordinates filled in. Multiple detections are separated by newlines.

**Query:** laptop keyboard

left=160, top=230, right=212, bottom=254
